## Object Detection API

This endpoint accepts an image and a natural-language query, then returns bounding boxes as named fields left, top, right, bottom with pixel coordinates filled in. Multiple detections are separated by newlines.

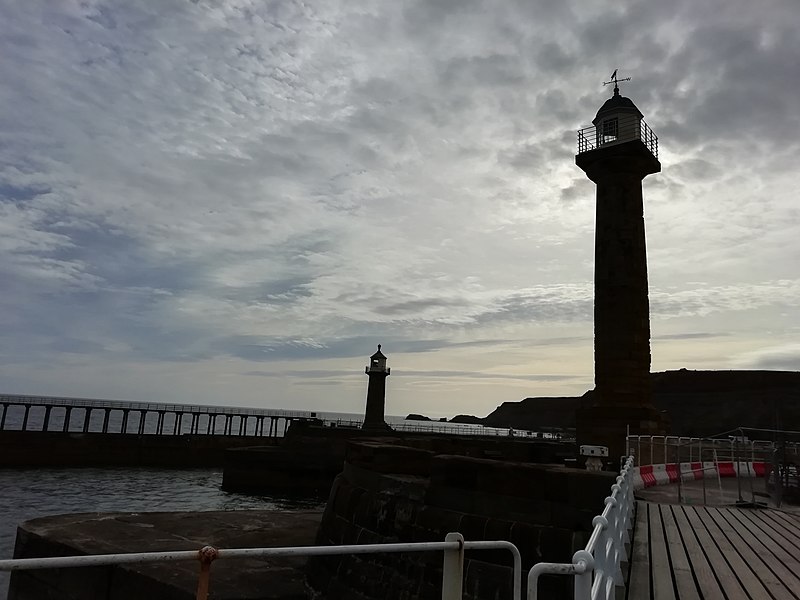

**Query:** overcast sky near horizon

left=1, top=0, right=798, bottom=418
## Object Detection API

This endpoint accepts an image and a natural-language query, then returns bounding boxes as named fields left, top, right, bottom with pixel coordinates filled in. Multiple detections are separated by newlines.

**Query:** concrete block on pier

left=10, top=509, right=323, bottom=600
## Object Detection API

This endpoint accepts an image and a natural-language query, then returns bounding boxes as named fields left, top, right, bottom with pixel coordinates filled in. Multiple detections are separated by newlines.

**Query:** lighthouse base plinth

left=576, top=403, right=667, bottom=470
left=361, top=420, right=394, bottom=433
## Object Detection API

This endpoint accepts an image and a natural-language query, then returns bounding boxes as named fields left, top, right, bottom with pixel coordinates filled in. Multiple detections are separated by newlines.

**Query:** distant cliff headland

left=441, top=370, right=800, bottom=437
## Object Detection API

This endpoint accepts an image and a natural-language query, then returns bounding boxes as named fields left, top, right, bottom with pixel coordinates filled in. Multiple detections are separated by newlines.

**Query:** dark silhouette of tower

left=363, top=345, right=391, bottom=431
left=575, top=81, right=666, bottom=463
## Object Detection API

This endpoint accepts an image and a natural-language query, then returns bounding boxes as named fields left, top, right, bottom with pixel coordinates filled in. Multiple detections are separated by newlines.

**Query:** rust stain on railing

left=195, top=545, right=219, bottom=600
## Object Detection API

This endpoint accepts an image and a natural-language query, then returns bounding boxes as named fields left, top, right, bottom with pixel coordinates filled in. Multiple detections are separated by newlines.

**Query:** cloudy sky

left=1, top=0, right=798, bottom=418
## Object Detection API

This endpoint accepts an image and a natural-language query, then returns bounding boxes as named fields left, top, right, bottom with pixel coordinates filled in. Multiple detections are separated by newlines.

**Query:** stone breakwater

left=0, top=430, right=279, bottom=468
left=9, top=510, right=323, bottom=600
left=221, top=421, right=576, bottom=498
left=307, top=442, right=616, bottom=600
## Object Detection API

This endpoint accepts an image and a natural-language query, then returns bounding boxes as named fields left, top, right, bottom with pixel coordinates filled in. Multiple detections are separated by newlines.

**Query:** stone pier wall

left=306, top=442, right=616, bottom=600
left=0, top=431, right=274, bottom=468
left=221, top=423, right=575, bottom=497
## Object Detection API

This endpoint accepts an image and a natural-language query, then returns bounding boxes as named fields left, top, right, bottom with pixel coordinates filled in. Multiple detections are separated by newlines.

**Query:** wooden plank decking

left=628, top=502, right=800, bottom=599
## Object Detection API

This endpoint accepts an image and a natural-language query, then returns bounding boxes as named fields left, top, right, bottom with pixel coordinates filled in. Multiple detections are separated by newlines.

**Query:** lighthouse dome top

left=592, top=88, right=643, bottom=125
left=576, top=73, right=659, bottom=160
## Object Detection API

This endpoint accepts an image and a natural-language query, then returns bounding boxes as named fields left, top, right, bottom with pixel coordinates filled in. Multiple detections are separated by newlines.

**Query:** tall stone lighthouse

left=363, top=345, right=391, bottom=431
left=575, top=79, right=666, bottom=462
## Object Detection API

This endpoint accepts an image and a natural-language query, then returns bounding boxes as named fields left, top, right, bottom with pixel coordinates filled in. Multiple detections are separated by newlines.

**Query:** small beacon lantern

left=592, top=75, right=644, bottom=148
left=367, top=344, right=389, bottom=374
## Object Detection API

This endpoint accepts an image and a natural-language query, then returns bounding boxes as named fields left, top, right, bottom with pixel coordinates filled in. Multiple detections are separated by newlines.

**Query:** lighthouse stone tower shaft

left=575, top=86, right=666, bottom=463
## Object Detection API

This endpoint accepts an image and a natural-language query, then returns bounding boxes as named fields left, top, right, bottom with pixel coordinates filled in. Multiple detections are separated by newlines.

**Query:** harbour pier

left=0, top=394, right=316, bottom=437
left=0, top=394, right=319, bottom=468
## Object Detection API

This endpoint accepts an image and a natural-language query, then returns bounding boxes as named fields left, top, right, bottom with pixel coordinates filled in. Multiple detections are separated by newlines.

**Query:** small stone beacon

left=363, top=344, right=391, bottom=431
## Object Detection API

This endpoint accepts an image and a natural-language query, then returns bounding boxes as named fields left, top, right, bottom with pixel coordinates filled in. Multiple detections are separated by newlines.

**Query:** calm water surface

left=0, top=467, right=321, bottom=597
left=0, top=406, right=516, bottom=597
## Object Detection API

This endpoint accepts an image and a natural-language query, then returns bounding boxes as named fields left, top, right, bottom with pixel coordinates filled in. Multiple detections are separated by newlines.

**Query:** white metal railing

left=0, top=394, right=316, bottom=418
left=392, top=423, right=567, bottom=439
left=576, top=115, right=659, bottom=159
left=0, top=534, right=521, bottom=600
left=324, top=418, right=571, bottom=440
left=527, top=456, right=635, bottom=600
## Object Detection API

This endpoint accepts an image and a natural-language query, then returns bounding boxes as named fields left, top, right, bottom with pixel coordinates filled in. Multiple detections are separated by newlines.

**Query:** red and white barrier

left=635, top=465, right=656, bottom=489
left=653, top=463, right=670, bottom=485
left=665, top=463, right=680, bottom=483
left=632, top=461, right=767, bottom=490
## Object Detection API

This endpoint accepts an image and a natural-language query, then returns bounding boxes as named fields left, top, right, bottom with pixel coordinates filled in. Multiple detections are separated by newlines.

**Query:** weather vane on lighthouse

left=603, top=69, right=631, bottom=95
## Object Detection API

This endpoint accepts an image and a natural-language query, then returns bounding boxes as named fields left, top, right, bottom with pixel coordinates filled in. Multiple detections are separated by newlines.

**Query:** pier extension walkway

left=0, top=393, right=316, bottom=437
left=629, top=501, right=800, bottom=599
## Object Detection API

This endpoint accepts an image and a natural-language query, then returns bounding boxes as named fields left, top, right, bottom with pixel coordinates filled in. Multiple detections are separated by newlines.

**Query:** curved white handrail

left=528, top=456, right=635, bottom=600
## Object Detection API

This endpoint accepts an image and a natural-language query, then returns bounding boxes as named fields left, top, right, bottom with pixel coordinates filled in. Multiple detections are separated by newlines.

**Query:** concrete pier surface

left=10, top=509, right=323, bottom=600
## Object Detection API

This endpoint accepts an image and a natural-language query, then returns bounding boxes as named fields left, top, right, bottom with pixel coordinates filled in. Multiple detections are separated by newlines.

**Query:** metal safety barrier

left=627, top=431, right=800, bottom=467
left=528, top=456, right=635, bottom=600
left=0, top=534, right=521, bottom=600
left=627, top=429, right=800, bottom=506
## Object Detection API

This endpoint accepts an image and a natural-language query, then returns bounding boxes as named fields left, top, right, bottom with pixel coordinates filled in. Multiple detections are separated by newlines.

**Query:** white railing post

left=625, top=476, right=634, bottom=540
left=572, top=549, right=594, bottom=600
left=591, top=525, right=607, bottom=598
left=606, top=533, right=618, bottom=599
left=442, top=532, right=464, bottom=600
left=612, top=483, right=628, bottom=550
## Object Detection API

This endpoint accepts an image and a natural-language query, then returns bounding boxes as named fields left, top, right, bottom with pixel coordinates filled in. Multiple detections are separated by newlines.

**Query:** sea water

left=0, top=467, right=323, bottom=597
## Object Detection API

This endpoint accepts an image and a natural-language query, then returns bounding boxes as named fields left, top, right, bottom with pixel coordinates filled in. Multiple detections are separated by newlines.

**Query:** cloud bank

left=1, top=0, right=798, bottom=416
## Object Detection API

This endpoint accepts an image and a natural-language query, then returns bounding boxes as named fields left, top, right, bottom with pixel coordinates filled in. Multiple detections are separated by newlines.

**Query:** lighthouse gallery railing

left=577, top=115, right=659, bottom=159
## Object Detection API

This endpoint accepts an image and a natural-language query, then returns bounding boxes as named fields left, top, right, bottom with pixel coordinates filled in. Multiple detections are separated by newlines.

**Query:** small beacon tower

left=363, top=344, right=391, bottom=431
left=575, top=74, right=666, bottom=463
